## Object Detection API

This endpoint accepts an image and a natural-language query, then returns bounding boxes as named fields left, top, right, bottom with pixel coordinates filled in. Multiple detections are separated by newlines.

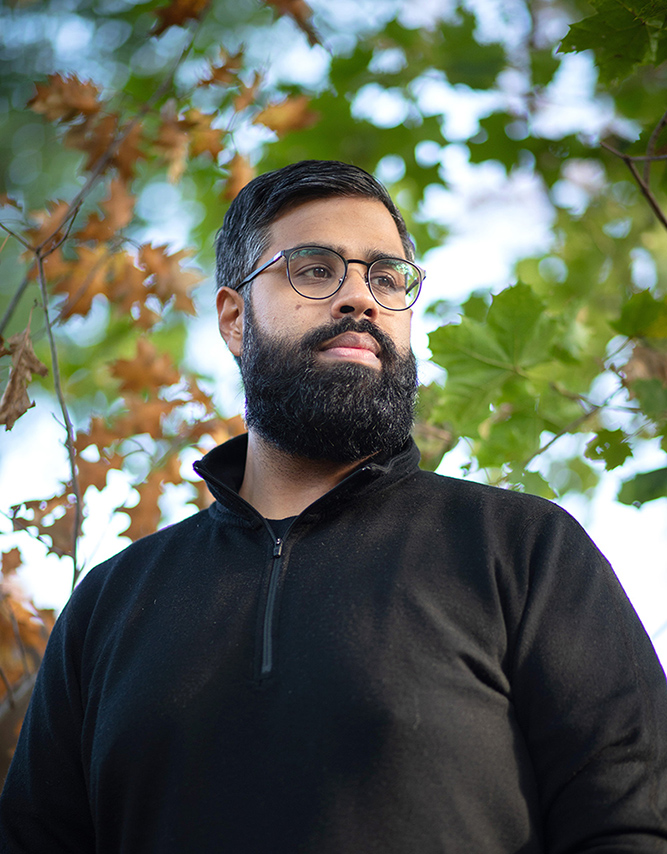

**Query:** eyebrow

left=289, top=242, right=405, bottom=262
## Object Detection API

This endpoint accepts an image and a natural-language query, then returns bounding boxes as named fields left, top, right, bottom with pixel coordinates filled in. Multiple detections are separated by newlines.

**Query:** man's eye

left=371, top=271, right=403, bottom=292
left=294, top=264, right=335, bottom=280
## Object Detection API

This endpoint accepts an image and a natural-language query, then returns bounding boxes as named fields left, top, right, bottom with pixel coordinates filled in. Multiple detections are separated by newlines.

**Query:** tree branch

left=643, top=107, right=667, bottom=184
left=35, top=253, right=82, bottom=590
left=602, top=141, right=667, bottom=231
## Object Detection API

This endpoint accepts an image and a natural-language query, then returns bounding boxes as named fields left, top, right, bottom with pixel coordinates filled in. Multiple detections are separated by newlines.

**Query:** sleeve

left=511, top=507, right=667, bottom=853
left=0, top=597, right=96, bottom=853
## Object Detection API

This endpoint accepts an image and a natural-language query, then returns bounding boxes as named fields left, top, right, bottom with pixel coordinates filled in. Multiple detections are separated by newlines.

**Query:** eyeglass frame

left=233, top=244, right=425, bottom=312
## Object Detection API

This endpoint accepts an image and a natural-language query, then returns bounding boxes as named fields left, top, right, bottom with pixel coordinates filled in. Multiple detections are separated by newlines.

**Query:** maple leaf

left=76, top=180, right=135, bottom=242
left=222, top=153, right=255, bottom=201
left=117, top=470, right=164, bottom=541
left=76, top=418, right=121, bottom=454
left=10, top=491, right=80, bottom=558
left=253, top=95, right=319, bottom=136
left=111, top=338, right=180, bottom=393
left=153, top=0, right=210, bottom=36
left=66, top=113, right=145, bottom=181
left=52, top=244, right=110, bottom=318
left=198, top=48, right=244, bottom=87
left=183, top=109, right=225, bottom=159
left=234, top=72, right=262, bottom=113
left=76, top=451, right=124, bottom=493
left=139, top=244, right=202, bottom=313
left=264, top=0, right=321, bottom=46
left=104, top=252, right=159, bottom=327
left=28, top=73, right=102, bottom=123
left=0, top=324, right=48, bottom=431
left=114, top=396, right=180, bottom=439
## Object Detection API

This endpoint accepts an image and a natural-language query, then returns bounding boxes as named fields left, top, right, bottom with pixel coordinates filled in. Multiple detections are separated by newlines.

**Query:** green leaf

left=585, top=428, right=633, bottom=469
left=618, top=465, right=667, bottom=504
left=611, top=289, right=667, bottom=336
left=631, top=378, right=667, bottom=418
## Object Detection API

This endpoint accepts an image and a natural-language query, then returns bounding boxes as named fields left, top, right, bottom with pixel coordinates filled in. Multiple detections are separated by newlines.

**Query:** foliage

left=2, top=0, right=667, bottom=711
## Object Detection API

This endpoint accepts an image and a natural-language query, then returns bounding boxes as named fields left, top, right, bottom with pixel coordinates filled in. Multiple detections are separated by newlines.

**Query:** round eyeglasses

left=234, top=245, right=425, bottom=311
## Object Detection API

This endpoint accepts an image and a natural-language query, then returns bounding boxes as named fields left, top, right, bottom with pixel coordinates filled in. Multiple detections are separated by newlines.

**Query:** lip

left=318, top=332, right=381, bottom=366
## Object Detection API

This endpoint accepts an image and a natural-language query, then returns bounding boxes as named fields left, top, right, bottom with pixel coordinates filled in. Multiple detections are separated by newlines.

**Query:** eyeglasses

left=235, top=245, right=425, bottom=311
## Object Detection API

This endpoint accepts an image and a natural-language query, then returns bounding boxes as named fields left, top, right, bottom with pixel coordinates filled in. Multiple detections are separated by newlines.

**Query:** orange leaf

left=111, top=338, right=180, bottom=393
left=153, top=0, right=210, bottom=36
left=66, top=114, right=144, bottom=181
left=76, top=180, right=135, bottom=242
left=222, top=153, right=255, bottom=201
left=139, top=244, right=202, bottom=314
left=76, top=417, right=121, bottom=453
left=28, top=73, right=102, bottom=122
left=0, top=194, right=20, bottom=209
left=1, top=549, right=22, bottom=577
left=52, top=244, right=110, bottom=318
left=76, top=452, right=124, bottom=493
left=264, top=0, right=321, bottom=46
left=183, top=109, right=225, bottom=159
left=155, top=112, right=190, bottom=183
left=10, top=492, right=80, bottom=558
left=198, top=48, right=244, bottom=88
left=253, top=94, right=319, bottom=136
left=234, top=72, right=262, bottom=113
left=104, top=251, right=150, bottom=312
left=114, top=396, right=179, bottom=439
left=0, top=324, right=48, bottom=431
left=25, top=200, right=71, bottom=251
left=117, top=470, right=163, bottom=541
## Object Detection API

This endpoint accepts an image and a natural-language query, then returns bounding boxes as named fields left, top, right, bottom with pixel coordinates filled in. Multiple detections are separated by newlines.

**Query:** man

left=1, top=160, right=666, bottom=853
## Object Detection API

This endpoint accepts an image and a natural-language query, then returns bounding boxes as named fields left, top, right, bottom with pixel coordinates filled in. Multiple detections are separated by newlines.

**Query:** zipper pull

left=273, top=538, right=283, bottom=558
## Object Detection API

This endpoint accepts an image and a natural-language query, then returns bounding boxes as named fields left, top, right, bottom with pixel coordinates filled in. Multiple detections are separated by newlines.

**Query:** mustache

left=297, top=317, right=399, bottom=361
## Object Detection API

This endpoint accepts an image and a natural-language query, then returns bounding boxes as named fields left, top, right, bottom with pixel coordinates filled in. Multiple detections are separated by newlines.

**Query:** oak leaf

left=234, top=72, right=262, bottom=113
left=52, top=244, right=110, bottom=318
left=66, top=113, right=145, bottom=181
left=76, top=180, right=135, bottom=242
left=155, top=112, right=190, bottom=183
left=117, top=470, right=164, bottom=540
left=0, top=325, right=48, bottom=431
left=198, top=48, right=244, bottom=87
left=10, top=492, right=80, bottom=558
left=76, top=418, right=121, bottom=453
left=111, top=338, right=180, bottom=393
left=253, top=95, right=319, bottom=136
left=105, top=251, right=150, bottom=313
left=76, top=452, right=124, bottom=493
left=153, top=0, right=209, bottom=36
left=139, top=244, right=202, bottom=314
left=264, top=0, right=321, bottom=46
left=183, top=109, right=225, bottom=159
left=1, top=549, right=22, bottom=576
left=223, top=153, right=255, bottom=201
left=25, top=200, right=71, bottom=251
left=28, top=73, right=102, bottom=122
left=114, top=395, right=180, bottom=439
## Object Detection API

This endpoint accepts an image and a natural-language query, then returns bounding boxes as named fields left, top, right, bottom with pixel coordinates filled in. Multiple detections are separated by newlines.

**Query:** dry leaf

left=264, top=0, right=321, bottom=46
left=1, top=549, right=22, bottom=576
left=198, top=48, right=244, bottom=88
left=52, top=244, right=110, bottom=318
left=117, top=470, right=164, bottom=540
left=153, top=0, right=209, bottom=36
left=233, top=72, right=262, bottom=113
left=111, top=338, right=180, bottom=393
left=76, top=418, right=121, bottom=454
left=76, top=180, right=135, bottom=242
left=115, top=396, right=179, bottom=439
left=0, top=325, right=48, bottom=431
left=76, top=452, right=124, bottom=493
left=140, top=244, right=202, bottom=314
left=25, top=200, right=71, bottom=251
left=66, top=113, right=144, bottom=180
left=104, top=251, right=149, bottom=312
left=28, top=73, right=102, bottom=122
left=155, top=113, right=190, bottom=183
left=624, top=345, right=667, bottom=386
left=253, top=95, right=319, bottom=136
left=183, top=109, right=225, bottom=159
left=10, top=492, right=79, bottom=558
left=0, top=194, right=20, bottom=209
left=223, top=153, right=255, bottom=201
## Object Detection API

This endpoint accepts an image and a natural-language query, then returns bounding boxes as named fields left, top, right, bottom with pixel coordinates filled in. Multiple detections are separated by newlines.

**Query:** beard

left=239, top=301, right=418, bottom=463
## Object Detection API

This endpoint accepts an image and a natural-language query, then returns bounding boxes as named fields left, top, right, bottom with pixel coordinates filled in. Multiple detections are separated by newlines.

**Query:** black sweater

left=1, top=436, right=666, bottom=853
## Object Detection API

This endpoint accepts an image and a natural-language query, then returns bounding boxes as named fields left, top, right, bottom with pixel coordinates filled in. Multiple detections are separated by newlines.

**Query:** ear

left=216, top=286, right=245, bottom=358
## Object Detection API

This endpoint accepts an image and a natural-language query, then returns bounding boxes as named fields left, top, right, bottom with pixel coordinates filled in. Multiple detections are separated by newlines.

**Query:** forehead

left=265, top=196, right=406, bottom=258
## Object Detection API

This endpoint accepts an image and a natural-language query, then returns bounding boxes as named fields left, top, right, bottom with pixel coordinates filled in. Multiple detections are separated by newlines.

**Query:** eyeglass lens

left=287, top=247, right=420, bottom=309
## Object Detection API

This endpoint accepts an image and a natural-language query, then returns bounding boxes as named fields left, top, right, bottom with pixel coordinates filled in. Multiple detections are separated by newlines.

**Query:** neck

left=239, top=430, right=369, bottom=519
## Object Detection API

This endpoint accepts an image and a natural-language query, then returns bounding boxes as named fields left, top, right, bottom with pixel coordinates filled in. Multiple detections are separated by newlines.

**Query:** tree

left=2, top=0, right=667, bottom=769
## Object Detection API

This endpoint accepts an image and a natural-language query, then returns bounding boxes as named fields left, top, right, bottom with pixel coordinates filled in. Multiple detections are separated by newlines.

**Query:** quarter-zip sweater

left=1, top=436, right=667, bottom=853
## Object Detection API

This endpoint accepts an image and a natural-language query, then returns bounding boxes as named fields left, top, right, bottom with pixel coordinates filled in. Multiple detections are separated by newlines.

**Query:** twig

left=0, top=273, right=33, bottom=338
left=0, top=221, right=31, bottom=250
left=601, top=141, right=667, bottom=232
left=0, top=665, right=14, bottom=708
left=35, top=253, right=82, bottom=590
left=643, top=108, right=667, bottom=185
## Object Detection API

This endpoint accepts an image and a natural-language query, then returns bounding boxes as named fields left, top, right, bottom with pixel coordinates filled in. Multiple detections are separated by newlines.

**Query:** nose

left=329, top=262, right=379, bottom=320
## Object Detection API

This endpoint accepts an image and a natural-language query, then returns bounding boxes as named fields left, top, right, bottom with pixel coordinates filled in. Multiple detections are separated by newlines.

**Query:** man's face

left=218, top=196, right=418, bottom=462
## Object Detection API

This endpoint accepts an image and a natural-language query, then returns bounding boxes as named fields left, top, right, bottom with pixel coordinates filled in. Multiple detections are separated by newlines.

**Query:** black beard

left=239, top=302, right=418, bottom=463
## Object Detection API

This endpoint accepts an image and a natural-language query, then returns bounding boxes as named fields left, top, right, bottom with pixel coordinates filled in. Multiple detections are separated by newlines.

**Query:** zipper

left=259, top=536, right=284, bottom=679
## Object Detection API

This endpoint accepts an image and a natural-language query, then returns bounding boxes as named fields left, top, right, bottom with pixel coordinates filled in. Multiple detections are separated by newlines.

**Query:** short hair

left=214, top=160, right=415, bottom=291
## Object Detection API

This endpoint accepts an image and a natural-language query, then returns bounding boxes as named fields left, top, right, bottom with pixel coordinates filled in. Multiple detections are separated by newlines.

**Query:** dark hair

left=214, top=160, right=415, bottom=292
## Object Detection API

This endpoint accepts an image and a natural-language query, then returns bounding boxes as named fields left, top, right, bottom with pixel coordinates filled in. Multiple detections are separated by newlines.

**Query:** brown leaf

left=153, top=0, right=210, bottom=36
left=264, top=0, right=321, bottom=46
left=1, top=549, right=22, bottom=577
left=187, top=414, right=246, bottom=444
left=76, top=180, right=135, bottom=242
left=76, top=418, right=121, bottom=453
left=52, top=244, right=110, bottom=318
left=105, top=251, right=150, bottom=313
left=0, top=325, right=48, bottom=431
left=222, top=153, right=255, bottom=201
left=43, top=504, right=79, bottom=557
left=25, top=200, right=71, bottom=251
left=233, top=72, right=262, bottom=113
left=198, top=48, right=244, bottom=88
left=114, top=396, right=179, bottom=439
left=117, top=470, right=164, bottom=541
left=76, top=452, right=124, bottom=493
left=111, top=338, right=180, bottom=393
left=183, top=109, right=225, bottom=159
left=10, top=492, right=79, bottom=558
left=0, top=194, right=20, bottom=209
left=139, top=244, right=202, bottom=313
left=155, top=113, right=190, bottom=183
left=28, top=73, right=102, bottom=122
left=66, top=114, right=144, bottom=181
left=253, top=95, right=319, bottom=136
